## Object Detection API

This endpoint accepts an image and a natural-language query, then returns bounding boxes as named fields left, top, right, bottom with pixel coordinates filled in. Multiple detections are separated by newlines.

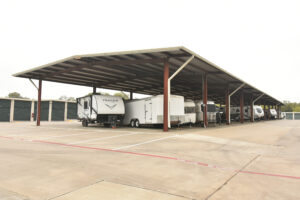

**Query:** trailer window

left=200, top=104, right=216, bottom=112
left=256, top=108, right=262, bottom=113
left=207, top=104, right=216, bottom=112
left=84, top=101, right=88, bottom=109
left=185, top=107, right=196, bottom=114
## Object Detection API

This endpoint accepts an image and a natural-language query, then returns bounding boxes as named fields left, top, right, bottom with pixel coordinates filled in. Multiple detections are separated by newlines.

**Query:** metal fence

left=284, top=112, right=300, bottom=120
left=0, top=98, right=77, bottom=122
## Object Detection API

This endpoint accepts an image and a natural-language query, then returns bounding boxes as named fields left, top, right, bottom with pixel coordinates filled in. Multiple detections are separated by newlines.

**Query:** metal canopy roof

left=13, top=46, right=283, bottom=106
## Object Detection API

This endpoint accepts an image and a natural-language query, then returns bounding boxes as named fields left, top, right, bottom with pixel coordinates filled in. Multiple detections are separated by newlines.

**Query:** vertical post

left=130, top=92, right=133, bottom=100
left=93, top=86, right=96, bottom=94
left=225, top=87, right=230, bottom=125
left=277, top=105, right=280, bottom=119
left=240, top=91, right=244, bottom=123
left=203, top=73, right=208, bottom=128
left=48, top=101, right=52, bottom=122
left=263, top=104, right=266, bottom=120
left=37, top=79, right=42, bottom=126
left=10, top=99, right=15, bottom=122
left=64, top=101, right=68, bottom=121
left=293, top=112, right=295, bottom=120
left=250, top=99, right=254, bottom=122
left=30, top=101, right=35, bottom=122
left=163, top=59, right=169, bottom=132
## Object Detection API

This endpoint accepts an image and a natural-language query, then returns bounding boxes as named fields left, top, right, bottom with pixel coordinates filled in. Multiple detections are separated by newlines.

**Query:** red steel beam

left=264, top=104, right=266, bottom=120
left=225, top=87, right=230, bottom=125
left=37, top=79, right=42, bottom=126
left=163, top=59, right=169, bottom=132
left=250, top=99, right=254, bottom=122
left=130, top=91, right=133, bottom=100
left=203, top=74, right=208, bottom=127
left=240, top=91, right=244, bottom=123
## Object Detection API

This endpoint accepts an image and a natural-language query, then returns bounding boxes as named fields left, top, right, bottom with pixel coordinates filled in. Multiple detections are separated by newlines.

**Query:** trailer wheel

left=82, top=120, right=88, bottom=127
left=135, top=119, right=140, bottom=128
left=130, top=119, right=135, bottom=128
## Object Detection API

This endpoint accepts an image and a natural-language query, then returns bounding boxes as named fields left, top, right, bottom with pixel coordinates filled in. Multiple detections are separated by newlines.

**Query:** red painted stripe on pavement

left=0, top=135, right=14, bottom=140
left=1, top=135, right=300, bottom=180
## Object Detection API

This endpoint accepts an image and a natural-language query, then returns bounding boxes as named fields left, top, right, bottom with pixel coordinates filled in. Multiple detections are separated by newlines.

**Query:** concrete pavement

left=0, top=120, right=299, bottom=200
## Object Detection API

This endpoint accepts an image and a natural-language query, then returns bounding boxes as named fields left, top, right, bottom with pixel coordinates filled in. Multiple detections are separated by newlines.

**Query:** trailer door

left=145, top=99, right=152, bottom=123
left=83, top=99, right=90, bottom=117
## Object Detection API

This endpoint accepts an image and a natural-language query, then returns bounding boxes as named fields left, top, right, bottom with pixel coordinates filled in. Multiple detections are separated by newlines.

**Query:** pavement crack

left=204, top=154, right=261, bottom=200
left=47, top=180, right=104, bottom=200
left=105, top=180, right=194, bottom=200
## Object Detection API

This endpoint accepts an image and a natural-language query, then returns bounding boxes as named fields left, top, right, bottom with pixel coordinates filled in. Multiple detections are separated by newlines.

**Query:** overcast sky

left=0, top=0, right=299, bottom=102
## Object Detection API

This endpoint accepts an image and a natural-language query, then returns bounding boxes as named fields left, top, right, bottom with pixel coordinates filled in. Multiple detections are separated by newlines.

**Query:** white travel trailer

left=195, top=100, right=217, bottom=124
left=268, top=109, right=277, bottom=119
left=230, top=105, right=264, bottom=121
left=77, top=94, right=125, bottom=127
left=181, top=100, right=196, bottom=125
left=123, top=95, right=185, bottom=127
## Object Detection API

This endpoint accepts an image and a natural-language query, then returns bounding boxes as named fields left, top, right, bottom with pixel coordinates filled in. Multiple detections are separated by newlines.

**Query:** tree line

left=281, top=101, right=300, bottom=112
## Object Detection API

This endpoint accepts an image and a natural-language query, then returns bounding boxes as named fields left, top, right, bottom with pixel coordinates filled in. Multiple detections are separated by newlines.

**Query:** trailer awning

left=13, top=47, right=283, bottom=106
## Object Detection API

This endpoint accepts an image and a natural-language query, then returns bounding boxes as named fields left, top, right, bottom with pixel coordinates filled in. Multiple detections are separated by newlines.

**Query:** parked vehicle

left=216, top=106, right=226, bottom=124
left=268, top=109, right=278, bottom=119
left=123, top=95, right=185, bottom=127
left=280, top=112, right=286, bottom=119
left=181, top=100, right=196, bottom=125
left=77, top=94, right=125, bottom=127
left=230, top=105, right=264, bottom=121
left=195, top=100, right=217, bottom=125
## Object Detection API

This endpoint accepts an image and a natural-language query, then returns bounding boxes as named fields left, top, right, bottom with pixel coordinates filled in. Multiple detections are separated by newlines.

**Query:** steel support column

left=263, top=104, right=266, bottom=120
left=130, top=92, right=133, bottom=100
left=93, top=86, right=96, bottom=94
left=250, top=99, right=254, bottom=122
left=240, top=91, right=244, bottom=123
left=276, top=104, right=280, bottom=119
left=168, top=55, right=194, bottom=128
left=163, top=59, right=169, bottom=132
left=252, top=94, right=264, bottom=122
left=203, top=73, right=208, bottom=128
left=225, top=87, right=230, bottom=125
left=37, top=79, right=42, bottom=126
left=228, top=83, right=245, bottom=124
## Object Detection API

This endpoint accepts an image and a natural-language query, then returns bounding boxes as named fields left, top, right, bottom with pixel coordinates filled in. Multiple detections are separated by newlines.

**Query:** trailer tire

left=82, top=120, right=88, bottom=127
left=135, top=119, right=140, bottom=128
left=130, top=119, right=135, bottom=128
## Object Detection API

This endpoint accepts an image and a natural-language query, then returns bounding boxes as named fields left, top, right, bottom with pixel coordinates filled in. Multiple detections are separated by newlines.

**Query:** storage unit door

left=52, top=101, right=65, bottom=121
left=67, top=102, right=77, bottom=119
left=295, top=113, right=300, bottom=120
left=34, top=101, right=49, bottom=121
left=0, top=99, right=10, bottom=122
left=14, top=100, right=31, bottom=121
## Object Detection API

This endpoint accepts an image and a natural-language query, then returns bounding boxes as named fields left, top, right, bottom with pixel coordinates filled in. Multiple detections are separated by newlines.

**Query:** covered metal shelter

left=13, top=47, right=283, bottom=131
